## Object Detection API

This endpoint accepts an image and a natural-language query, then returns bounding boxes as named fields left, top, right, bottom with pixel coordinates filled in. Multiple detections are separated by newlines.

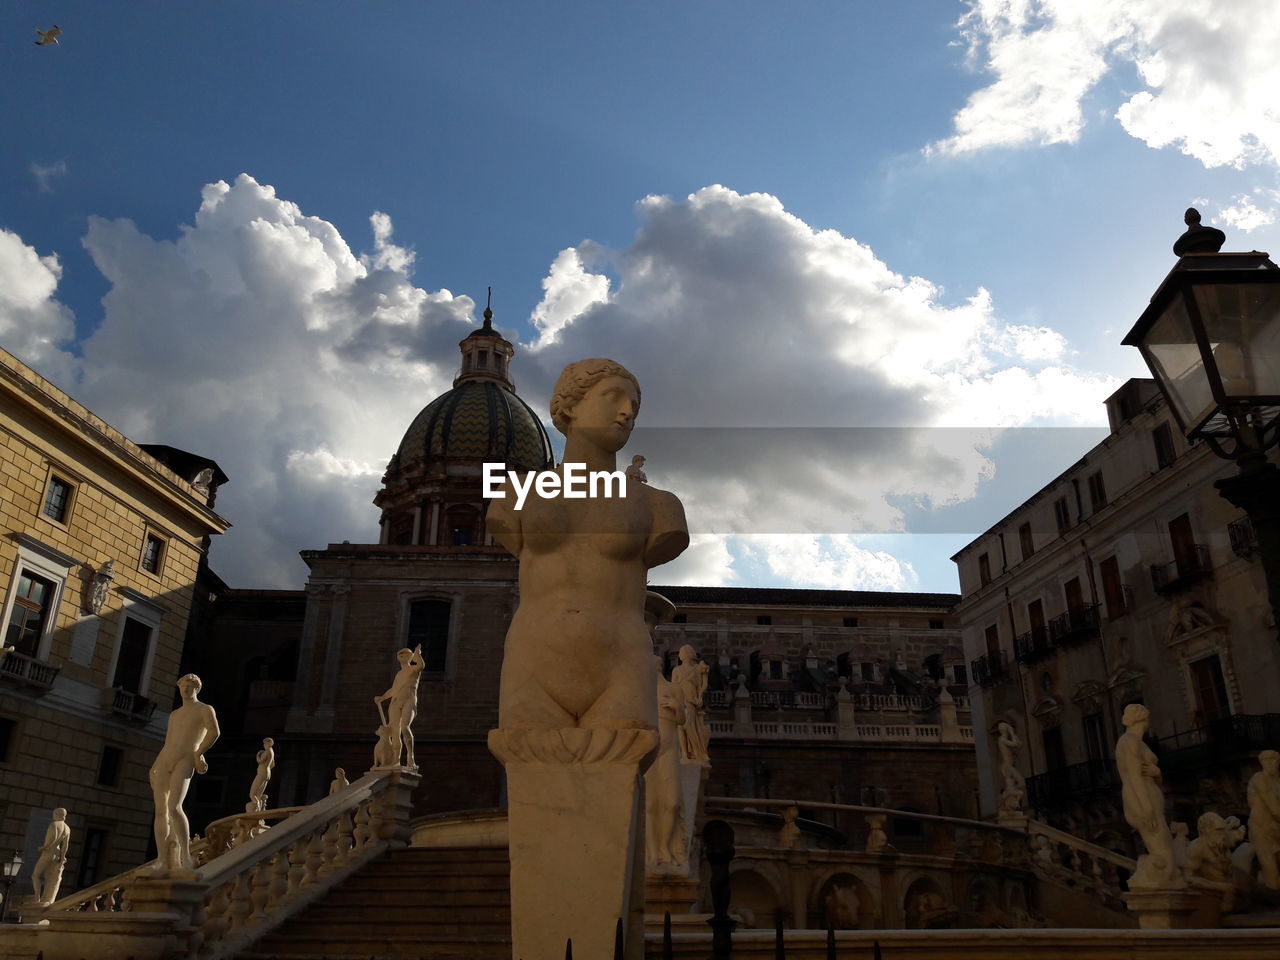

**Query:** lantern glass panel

left=1141, top=292, right=1213, bottom=429
left=1194, top=281, right=1280, bottom=400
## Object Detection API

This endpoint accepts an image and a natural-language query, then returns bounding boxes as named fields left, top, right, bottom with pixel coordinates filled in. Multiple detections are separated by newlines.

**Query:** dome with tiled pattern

left=395, top=380, right=553, bottom=473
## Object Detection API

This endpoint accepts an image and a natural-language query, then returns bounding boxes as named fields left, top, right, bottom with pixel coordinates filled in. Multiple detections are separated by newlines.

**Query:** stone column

left=489, top=727, right=657, bottom=960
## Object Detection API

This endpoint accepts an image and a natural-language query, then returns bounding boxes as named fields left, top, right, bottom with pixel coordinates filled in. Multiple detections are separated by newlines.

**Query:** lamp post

left=0, top=851, right=22, bottom=923
left=1122, top=208, right=1280, bottom=639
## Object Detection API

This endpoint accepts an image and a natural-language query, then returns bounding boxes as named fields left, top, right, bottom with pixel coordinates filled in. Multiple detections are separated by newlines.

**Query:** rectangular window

left=1087, top=471, right=1107, bottom=512
left=112, top=617, right=153, bottom=694
left=1100, top=556, right=1126, bottom=619
left=928, top=619, right=944, bottom=629
left=0, top=716, right=14, bottom=763
left=672, top=614, right=687, bottom=624
left=984, top=624, right=1000, bottom=657
left=407, top=598, right=451, bottom=672
left=1082, top=713, right=1108, bottom=762
left=1153, top=422, right=1176, bottom=469
left=1018, top=522, right=1034, bottom=560
left=5, top=570, right=54, bottom=656
left=1053, top=497, right=1071, bottom=535
left=859, top=662, right=875, bottom=681
left=1169, top=513, right=1196, bottom=565
left=476, top=351, right=488, bottom=369
left=77, top=828, right=108, bottom=888
left=977, top=553, right=992, bottom=586
left=952, top=664, right=968, bottom=685
left=756, top=615, right=772, bottom=626
left=97, top=745, right=123, bottom=787
left=43, top=476, right=72, bottom=523
left=1190, top=655, right=1231, bottom=723
left=141, top=534, right=164, bottom=574
left=1064, top=577, right=1083, bottom=614
left=1042, top=727, right=1067, bottom=771
left=843, top=617, right=858, bottom=628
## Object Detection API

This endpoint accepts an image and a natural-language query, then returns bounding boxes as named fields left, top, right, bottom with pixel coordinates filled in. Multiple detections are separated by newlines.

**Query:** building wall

left=0, top=347, right=228, bottom=895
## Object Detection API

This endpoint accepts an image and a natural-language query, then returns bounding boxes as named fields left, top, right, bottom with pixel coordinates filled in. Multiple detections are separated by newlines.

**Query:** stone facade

left=953, top=377, right=1280, bottom=847
left=0, top=346, right=228, bottom=895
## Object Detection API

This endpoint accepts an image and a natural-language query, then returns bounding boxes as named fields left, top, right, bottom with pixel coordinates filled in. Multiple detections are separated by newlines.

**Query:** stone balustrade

left=1026, top=820, right=1136, bottom=908
left=708, top=719, right=972, bottom=743
left=20, top=767, right=419, bottom=960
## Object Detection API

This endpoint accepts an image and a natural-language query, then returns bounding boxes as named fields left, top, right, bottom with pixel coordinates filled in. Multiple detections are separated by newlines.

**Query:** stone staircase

left=239, top=846, right=512, bottom=959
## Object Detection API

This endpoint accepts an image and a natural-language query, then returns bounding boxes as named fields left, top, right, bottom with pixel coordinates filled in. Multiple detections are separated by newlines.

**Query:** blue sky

left=4, top=1, right=1280, bottom=591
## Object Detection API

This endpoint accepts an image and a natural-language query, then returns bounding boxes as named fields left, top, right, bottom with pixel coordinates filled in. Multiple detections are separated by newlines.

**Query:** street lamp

left=1122, top=208, right=1280, bottom=637
left=0, top=851, right=23, bottom=923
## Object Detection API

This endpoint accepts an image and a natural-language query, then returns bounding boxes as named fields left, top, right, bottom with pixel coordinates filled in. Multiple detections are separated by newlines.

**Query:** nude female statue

left=996, top=721, right=1026, bottom=813
left=1116, top=703, right=1180, bottom=887
left=249, top=737, right=275, bottom=810
left=150, top=673, right=219, bottom=873
left=487, top=359, right=689, bottom=731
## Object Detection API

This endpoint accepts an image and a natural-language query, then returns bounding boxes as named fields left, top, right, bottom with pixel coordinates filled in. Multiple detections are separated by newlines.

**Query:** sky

left=3, top=1, right=1280, bottom=593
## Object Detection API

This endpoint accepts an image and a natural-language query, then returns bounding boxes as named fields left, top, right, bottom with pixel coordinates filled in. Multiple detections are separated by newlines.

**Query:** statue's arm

left=196, top=707, right=221, bottom=769
left=644, top=488, right=689, bottom=568
left=485, top=485, right=522, bottom=556
left=1116, top=737, right=1155, bottom=820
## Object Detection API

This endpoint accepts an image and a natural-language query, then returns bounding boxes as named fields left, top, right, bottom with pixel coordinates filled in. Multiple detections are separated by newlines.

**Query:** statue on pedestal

left=329, top=767, right=349, bottom=795
left=373, top=644, right=425, bottom=769
left=149, top=674, right=219, bottom=873
left=1116, top=703, right=1181, bottom=888
left=645, top=657, right=688, bottom=870
left=249, top=737, right=275, bottom=810
left=31, top=808, right=71, bottom=904
left=1248, top=749, right=1280, bottom=889
left=995, top=721, right=1026, bottom=817
left=671, top=645, right=710, bottom=763
left=486, top=358, right=689, bottom=960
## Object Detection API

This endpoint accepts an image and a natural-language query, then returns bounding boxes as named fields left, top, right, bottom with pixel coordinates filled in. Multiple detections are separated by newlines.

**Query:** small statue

left=188, top=833, right=211, bottom=867
left=248, top=737, right=275, bottom=811
left=1116, top=703, right=1181, bottom=888
left=671, top=645, right=710, bottom=762
left=625, top=454, right=648, bottom=484
left=778, top=805, right=801, bottom=849
left=1171, top=821, right=1190, bottom=872
left=31, top=808, right=71, bottom=904
left=824, top=881, right=860, bottom=929
left=1031, top=834, right=1055, bottom=872
left=995, top=721, right=1026, bottom=815
left=1248, top=749, right=1280, bottom=889
left=865, top=813, right=890, bottom=854
left=373, top=645, right=425, bottom=769
left=149, top=674, right=220, bottom=873
left=1188, top=811, right=1240, bottom=884
left=645, top=658, right=688, bottom=870
left=86, top=560, right=114, bottom=616
left=329, top=767, right=349, bottom=795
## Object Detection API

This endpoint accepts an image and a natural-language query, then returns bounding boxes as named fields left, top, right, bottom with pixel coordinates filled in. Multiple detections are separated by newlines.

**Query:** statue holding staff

left=373, top=645, right=425, bottom=768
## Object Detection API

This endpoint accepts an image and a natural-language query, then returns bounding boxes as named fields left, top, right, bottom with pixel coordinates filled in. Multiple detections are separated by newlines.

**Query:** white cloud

left=930, top=1, right=1280, bottom=170
left=1218, top=192, right=1278, bottom=232
left=30, top=160, right=68, bottom=193
left=530, top=246, right=610, bottom=346
left=72, top=173, right=479, bottom=587
left=740, top=535, right=915, bottom=591
left=0, top=229, right=77, bottom=383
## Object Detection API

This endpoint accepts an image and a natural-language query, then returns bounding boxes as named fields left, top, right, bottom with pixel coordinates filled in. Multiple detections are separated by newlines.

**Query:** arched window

left=407, top=599, right=451, bottom=673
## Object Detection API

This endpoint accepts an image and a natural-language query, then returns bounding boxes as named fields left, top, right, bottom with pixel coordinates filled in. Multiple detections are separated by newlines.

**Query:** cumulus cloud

left=519, top=185, right=1114, bottom=587
left=0, top=229, right=77, bottom=383
left=1218, top=191, right=1279, bottom=232
left=72, top=174, right=479, bottom=587
left=929, top=1, right=1280, bottom=170
left=30, top=160, right=68, bottom=193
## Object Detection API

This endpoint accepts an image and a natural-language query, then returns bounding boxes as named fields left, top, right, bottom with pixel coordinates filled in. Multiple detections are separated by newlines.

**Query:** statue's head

left=632, top=455, right=645, bottom=465
left=550, top=359, right=641, bottom=448
left=263, top=737, right=274, bottom=747
left=177, top=673, right=202, bottom=696
left=1262, top=749, right=1280, bottom=774
left=52, top=807, right=66, bottom=821
left=335, top=767, right=345, bottom=777
left=1121, top=702, right=1149, bottom=728
left=678, top=644, right=696, bottom=663
left=396, top=647, right=414, bottom=663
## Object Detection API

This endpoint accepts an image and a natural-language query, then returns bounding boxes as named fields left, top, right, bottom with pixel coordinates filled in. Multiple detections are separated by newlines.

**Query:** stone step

left=244, top=932, right=513, bottom=957
left=316, top=889, right=511, bottom=908
left=385, top=847, right=510, bottom=863
left=360, top=861, right=510, bottom=877
left=339, top=872, right=510, bottom=891
left=302, top=903, right=510, bottom=924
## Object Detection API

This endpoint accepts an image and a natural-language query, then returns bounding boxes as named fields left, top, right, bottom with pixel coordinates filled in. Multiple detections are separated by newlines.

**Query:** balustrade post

left=369, top=768, right=421, bottom=848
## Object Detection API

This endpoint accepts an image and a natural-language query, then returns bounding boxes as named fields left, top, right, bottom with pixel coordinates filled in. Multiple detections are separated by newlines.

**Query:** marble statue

left=373, top=644, right=425, bottom=769
left=86, top=560, right=114, bottom=616
left=486, top=358, right=689, bottom=960
left=778, top=805, right=801, bottom=849
left=248, top=737, right=275, bottom=810
left=995, top=721, right=1026, bottom=815
left=824, top=881, right=860, bottom=929
left=1188, top=811, right=1239, bottom=884
left=1171, top=822, right=1190, bottom=872
left=645, top=657, right=687, bottom=870
left=188, top=833, right=211, bottom=867
left=671, top=645, right=710, bottom=762
left=865, top=813, right=890, bottom=854
left=1248, top=749, right=1280, bottom=889
left=372, top=722, right=398, bottom=769
left=625, top=454, right=647, bottom=484
left=1116, top=703, right=1180, bottom=888
left=149, top=673, right=219, bottom=873
left=329, top=767, right=349, bottom=795
left=31, top=807, right=71, bottom=904
left=487, top=358, right=689, bottom=731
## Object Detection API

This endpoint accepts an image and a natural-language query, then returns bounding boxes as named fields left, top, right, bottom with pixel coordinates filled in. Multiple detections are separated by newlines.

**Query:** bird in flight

left=34, top=25, right=61, bottom=46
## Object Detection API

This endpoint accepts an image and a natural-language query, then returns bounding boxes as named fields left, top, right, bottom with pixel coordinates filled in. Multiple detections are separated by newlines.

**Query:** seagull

left=34, top=25, right=61, bottom=45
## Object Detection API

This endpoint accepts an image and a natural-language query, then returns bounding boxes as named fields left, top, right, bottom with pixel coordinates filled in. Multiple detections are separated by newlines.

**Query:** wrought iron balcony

left=1229, top=517, right=1258, bottom=560
left=1150, top=544, right=1212, bottom=595
left=1013, top=625, right=1054, bottom=664
left=104, top=686, right=157, bottom=723
left=1026, top=758, right=1119, bottom=811
left=1047, top=603, right=1101, bottom=647
left=1151, top=713, right=1280, bottom=775
left=970, top=650, right=1010, bottom=687
left=0, top=647, right=60, bottom=691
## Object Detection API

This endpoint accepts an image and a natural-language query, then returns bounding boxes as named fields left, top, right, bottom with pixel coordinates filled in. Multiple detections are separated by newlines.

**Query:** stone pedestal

left=1123, top=885, right=1217, bottom=929
left=646, top=874, right=700, bottom=916
left=489, top=727, right=658, bottom=960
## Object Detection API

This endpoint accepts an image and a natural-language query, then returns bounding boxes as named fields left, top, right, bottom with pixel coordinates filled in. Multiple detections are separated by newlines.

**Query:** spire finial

left=483, top=286, right=493, bottom=326
left=1173, top=207, right=1226, bottom=256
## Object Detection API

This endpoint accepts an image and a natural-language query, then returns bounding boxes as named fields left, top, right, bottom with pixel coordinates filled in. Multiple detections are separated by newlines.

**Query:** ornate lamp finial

left=1173, top=207, right=1226, bottom=256
left=483, top=286, right=494, bottom=326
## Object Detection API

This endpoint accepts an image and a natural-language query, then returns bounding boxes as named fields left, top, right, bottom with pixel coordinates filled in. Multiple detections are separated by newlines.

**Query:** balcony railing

left=105, top=686, right=157, bottom=723
left=1026, top=758, right=1119, bottom=811
left=0, top=647, right=60, bottom=691
left=1150, top=544, right=1212, bottom=595
left=1013, top=625, right=1054, bottom=664
left=1151, top=713, right=1280, bottom=774
left=970, top=650, right=1010, bottom=687
left=1047, top=603, right=1100, bottom=647
left=1229, top=517, right=1258, bottom=560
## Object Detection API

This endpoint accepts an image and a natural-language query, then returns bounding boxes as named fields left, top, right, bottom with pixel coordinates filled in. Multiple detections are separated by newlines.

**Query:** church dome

left=395, top=380, right=553, bottom=472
